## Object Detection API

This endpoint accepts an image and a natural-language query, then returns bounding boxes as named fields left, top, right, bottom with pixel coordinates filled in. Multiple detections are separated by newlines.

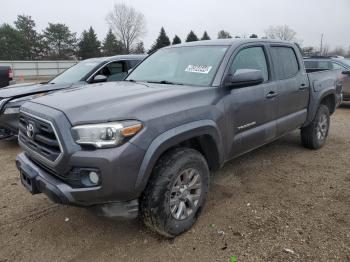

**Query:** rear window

left=271, top=47, right=299, bottom=80
left=304, top=60, right=331, bottom=70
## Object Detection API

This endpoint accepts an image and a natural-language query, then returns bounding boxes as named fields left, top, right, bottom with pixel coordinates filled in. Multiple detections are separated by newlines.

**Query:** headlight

left=3, top=93, right=46, bottom=115
left=10, top=93, right=46, bottom=103
left=71, top=121, right=143, bottom=148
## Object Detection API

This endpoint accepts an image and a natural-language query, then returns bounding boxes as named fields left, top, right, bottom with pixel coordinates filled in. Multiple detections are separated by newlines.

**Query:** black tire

left=301, top=104, right=330, bottom=149
left=140, top=147, right=210, bottom=238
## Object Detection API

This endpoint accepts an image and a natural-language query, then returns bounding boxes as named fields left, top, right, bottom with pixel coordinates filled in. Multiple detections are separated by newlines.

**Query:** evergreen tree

left=186, top=31, right=199, bottom=42
left=148, top=27, right=170, bottom=54
left=77, top=26, right=101, bottom=59
left=0, top=23, right=26, bottom=60
left=217, top=30, right=232, bottom=39
left=14, top=15, right=41, bottom=60
left=102, top=29, right=124, bottom=56
left=43, top=23, right=77, bottom=59
left=201, top=31, right=211, bottom=40
left=249, top=34, right=258, bottom=38
left=133, top=41, right=145, bottom=54
left=172, top=35, right=181, bottom=45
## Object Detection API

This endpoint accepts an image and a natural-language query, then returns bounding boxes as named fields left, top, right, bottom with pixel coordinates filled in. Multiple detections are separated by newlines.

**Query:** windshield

left=344, top=59, right=350, bottom=67
left=50, top=60, right=100, bottom=84
left=126, top=46, right=228, bottom=86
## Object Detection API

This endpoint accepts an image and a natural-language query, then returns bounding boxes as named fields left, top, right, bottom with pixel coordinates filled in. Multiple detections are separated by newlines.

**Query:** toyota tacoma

left=16, top=39, right=342, bottom=237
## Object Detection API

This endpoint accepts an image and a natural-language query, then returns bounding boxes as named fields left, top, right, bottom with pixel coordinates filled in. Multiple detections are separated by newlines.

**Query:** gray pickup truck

left=16, top=39, right=342, bottom=237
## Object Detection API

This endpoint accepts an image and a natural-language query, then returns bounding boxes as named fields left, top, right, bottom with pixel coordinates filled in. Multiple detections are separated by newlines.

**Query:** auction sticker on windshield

left=185, top=65, right=213, bottom=74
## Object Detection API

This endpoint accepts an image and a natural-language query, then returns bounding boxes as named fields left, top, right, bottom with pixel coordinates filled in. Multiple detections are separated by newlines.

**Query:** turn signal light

left=121, top=123, right=143, bottom=137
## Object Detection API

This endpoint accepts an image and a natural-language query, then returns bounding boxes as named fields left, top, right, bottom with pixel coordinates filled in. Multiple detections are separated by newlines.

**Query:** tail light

left=8, top=68, right=13, bottom=80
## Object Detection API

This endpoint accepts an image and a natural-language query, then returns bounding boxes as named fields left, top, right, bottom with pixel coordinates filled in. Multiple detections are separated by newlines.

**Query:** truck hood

left=30, top=81, right=214, bottom=125
left=0, top=82, right=79, bottom=98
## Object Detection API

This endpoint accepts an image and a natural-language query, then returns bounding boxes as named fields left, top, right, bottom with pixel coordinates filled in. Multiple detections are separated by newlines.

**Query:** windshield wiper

left=146, top=80, right=183, bottom=85
left=125, top=79, right=136, bottom=82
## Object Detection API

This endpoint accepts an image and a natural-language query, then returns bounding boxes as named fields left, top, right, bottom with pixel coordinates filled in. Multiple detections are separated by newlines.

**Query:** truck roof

left=165, top=38, right=294, bottom=48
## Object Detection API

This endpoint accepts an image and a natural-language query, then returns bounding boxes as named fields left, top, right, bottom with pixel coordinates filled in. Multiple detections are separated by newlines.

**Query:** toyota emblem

left=26, top=123, right=35, bottom=139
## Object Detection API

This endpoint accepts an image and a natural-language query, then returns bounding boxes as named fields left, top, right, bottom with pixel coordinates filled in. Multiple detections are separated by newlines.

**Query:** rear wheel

left=301, top=104, right=330, bottom=149
left=140, top=147, right=209, bottom=238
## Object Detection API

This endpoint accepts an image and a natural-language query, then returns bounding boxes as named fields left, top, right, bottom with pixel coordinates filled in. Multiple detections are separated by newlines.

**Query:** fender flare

left=134, top=120, right=224, bottom=192
left=305, top=89, right=336, bottom=126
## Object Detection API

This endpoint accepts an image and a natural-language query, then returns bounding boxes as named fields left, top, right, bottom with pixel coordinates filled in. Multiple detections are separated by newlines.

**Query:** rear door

left=223, top=44, right=278, bottom=157
left=269, top=45, right=310, bottom=136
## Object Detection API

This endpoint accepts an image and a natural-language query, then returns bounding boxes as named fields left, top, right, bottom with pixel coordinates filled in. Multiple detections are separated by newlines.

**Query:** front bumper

left=16, top=152, right=139, bottom=218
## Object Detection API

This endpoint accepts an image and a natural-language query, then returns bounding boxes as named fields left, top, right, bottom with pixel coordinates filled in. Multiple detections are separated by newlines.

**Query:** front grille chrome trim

left=19, top=111, right=64, bottom=166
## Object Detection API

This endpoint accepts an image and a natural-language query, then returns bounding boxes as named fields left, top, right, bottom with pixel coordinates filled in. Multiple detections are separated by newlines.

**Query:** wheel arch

left=134, top=120, right=224, bottom=193
left=304, top=89, right=336, bottom=126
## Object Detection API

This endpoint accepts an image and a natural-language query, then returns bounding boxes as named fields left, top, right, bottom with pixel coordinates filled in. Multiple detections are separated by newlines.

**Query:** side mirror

left=92, top=75, right=107, bottom=83
left=342, top=70, right=350, bottom=75
left=225, top=69, right=264, bottom=88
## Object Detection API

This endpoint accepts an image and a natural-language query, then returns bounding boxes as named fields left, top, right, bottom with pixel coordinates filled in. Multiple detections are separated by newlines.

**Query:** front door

left=223, top=45, right=278, bottom=158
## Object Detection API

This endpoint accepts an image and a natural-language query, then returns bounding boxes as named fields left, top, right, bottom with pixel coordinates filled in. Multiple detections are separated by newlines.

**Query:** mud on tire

left=140, top=147, right=210, bottom=238
left=301, top=104, right=330, bottom=150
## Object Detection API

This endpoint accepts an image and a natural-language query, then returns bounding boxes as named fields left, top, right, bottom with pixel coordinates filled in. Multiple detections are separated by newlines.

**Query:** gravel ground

left=0, top=106, right=349, bottom=262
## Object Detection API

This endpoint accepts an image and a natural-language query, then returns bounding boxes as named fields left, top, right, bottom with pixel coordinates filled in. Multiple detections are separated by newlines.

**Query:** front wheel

left=301, top=104, right=330, bottom=149
left=140, top=148, right=209, bottom=238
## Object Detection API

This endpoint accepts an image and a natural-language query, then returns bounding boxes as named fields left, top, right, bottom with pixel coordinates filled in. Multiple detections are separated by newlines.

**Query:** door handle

left=299, top=83, right=308, bottom=90
left=266, top=91, right=277, bottom=99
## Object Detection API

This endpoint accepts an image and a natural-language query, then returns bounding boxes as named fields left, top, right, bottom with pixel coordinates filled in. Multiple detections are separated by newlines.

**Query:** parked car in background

left=304, top=56, right=350, bottom=101
left=0, top=54, right=146, bottom=139
left=16, top=39, right=342, bottom=237
left=0, top=66, right=15, bottom=88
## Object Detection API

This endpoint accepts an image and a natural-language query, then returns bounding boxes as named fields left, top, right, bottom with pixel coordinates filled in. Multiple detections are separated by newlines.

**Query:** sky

left=1, top=0, right=350, bottom=51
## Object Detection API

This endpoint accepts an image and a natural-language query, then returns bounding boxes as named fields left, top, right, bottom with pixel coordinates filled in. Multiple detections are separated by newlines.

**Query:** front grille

left=19, top=113, right=62, bottom=163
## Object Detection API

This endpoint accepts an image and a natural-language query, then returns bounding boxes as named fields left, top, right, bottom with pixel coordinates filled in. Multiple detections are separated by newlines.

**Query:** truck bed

left=305, top=69, right=343, bottom=125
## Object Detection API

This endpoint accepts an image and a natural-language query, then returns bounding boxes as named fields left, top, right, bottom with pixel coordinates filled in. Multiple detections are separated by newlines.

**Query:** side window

left=128, top=60, right=140, bottom=69
left=331, top=62, right=346, bottom=70
left=230, top=47, right=269, bottom=82
left=317, top=61, right=332, bottom=69
left=270, top=47, right=299, bottom=79
left=98, top=61, right=128, bottom=82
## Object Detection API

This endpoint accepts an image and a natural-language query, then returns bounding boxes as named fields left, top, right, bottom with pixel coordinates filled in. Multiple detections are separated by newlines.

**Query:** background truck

left=0, top=66, right=15, bottom=88
left=16, top=39, right=342, bottom=238
left=0, top=54, right=145, bottom=139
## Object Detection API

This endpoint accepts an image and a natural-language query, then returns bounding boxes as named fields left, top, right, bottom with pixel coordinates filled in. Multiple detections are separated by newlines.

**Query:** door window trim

left=269, top=45, right=300, bottom=80
left=86, top=60, right=128, bottom=83
left=221, top=43, right=272, bottom=87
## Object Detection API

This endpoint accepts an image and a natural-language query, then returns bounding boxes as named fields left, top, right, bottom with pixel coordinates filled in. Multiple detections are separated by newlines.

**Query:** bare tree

left=217, top=30, right=232, bottom=39
left=106, top=3, right=146, bottom=53
left=265, top=25, right=297, bottom=41
left=302, top=46, right=315, bottom=57
left=320, top=44, right=330, bottom=56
